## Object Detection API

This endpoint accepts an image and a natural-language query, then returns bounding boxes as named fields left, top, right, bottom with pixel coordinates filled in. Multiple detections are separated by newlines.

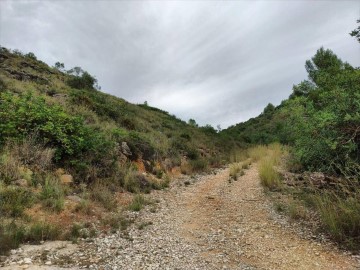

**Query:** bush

left=90, top=183, right=116, bottom=211
left=0, top=221, right=60, bottom=254
left=0, top=185, right=35, bottom=217
left=189, top=159, right=208, bottom=172
left=0, top=92, right=96, bottom=160
left=313, top=192, right=360, bottom=249
left=40, top=178, right=64, bottom=212
left=2, top=135, right=54, bottom=171
left=26, top=222, right=60, bottom=244
left=67, top=71, right=97, bottom=90
left=0, top=221, right=26, bottom=255
left=128, top=194, right=149, bottom=212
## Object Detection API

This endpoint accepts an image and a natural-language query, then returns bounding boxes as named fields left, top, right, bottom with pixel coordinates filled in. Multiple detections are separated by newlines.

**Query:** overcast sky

left=1, top=1, right=359, bottom=128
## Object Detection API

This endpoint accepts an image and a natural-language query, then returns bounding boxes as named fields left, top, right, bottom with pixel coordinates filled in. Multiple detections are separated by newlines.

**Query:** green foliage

left=0, top=221, right=26, bottom=255
left=0, top=92, right=96, bottom=160
left=128, top=194, right=149, bottom=212
left=313, top=191, right=360, bottom=249
left=283, top=48, right=360, bottom=175
left=40, top=178, right=65, bottom=212
left=188, top=118, right=198, bottom=127
left=26, top=222, right=60, bottom=244
left=25, top=52, right=37, bottom=60
left=54, top=62, right=65, bottom=70
left=67, top=71, right=97, bottom=90
left=349, top=19, right=360, bottom=43
left=0, top=185, right=35, bottom=217
left=200, top=124, right=217, bottom=135
left=189, top=159, right=209, bottom=172
left=66, top=66, right=98, bottom=90
left=90, top=183, right=117, bottom=210
left=222, top=47, right=360, bottom=177
left=0, top=221, right=60, bottom=255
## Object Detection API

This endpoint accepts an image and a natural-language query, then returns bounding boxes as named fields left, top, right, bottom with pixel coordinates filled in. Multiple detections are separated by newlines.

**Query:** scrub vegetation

left=0, top=20, right=359, bottom=254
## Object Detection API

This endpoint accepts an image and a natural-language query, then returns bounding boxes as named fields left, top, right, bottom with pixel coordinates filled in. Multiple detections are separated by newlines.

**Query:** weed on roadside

left=128, top=194, right=149, bottom=212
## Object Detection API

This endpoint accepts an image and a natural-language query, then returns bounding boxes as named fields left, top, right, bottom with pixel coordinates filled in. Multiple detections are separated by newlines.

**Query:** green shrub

left=40, top=178, right=64, bottom=212
left=0, top=185, right=34, bottom=217
left=67, top=70, right=97, bottom=90
left=0, top=92, right=96, bottom=160
left=103, top=214, right=131, bottom=231
left=74, top=199, right=91, bottom=214
left=90, top=183, right=116, bottom=211
left=0, top=221, right=60, bottom=254
left=0, top=221, right=26, bottom=255
left=189, top=159, right=208, bottom=172
left=128, top=194, right=148, bottom=212
left=27, top=222, right=60, bottom=244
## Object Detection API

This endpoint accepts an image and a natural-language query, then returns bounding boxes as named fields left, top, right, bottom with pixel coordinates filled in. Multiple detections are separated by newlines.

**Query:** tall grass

left=0, top=221, right=60, bottom=255
left=40, top=177, right=65, bottom=212
left=229, top=163, right=242, bottom=179
left=128, top=194, right=149, bottom=212
left=312, top=192, right=360, bottom=249
left=229, top=149, right=249, bottom=163
left=259, top=157, right=282, bottom=190
left=248, top=143, right=284, bottom=190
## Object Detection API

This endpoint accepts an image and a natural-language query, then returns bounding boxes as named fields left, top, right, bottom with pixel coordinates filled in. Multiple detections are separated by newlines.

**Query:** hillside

left=0, top=47, right=227, bottom=254
left=221, top=47, right=360, bottom=249
left=1, top=42, right=360, bottom=260
left=222, top=47, right=360, bottom=176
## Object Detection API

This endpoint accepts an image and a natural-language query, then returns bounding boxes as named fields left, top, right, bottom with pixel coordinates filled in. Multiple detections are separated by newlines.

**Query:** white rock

left=23, top=258, right=32, bottom=264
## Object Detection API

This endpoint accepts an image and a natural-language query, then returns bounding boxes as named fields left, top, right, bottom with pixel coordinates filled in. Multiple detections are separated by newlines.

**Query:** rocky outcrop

left=59, top=174, right=73, bottom=185
left=121, top=142, right=132, bottom=157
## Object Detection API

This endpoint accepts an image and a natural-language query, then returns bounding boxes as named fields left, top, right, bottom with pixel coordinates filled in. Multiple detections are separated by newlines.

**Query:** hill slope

left=0, top=47, right=226, bottom=254
left=222, top=47, right=360, bottom=176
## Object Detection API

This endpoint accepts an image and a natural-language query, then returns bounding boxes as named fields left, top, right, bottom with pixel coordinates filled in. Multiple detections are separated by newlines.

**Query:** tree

left=305, top=47, right=344, bottom=88
left=350, top=19, right=360, bottom=43
left=263, top=103, right=275, bottom=114
left=54, top=62, right=65, bottom=71
left=66, top=67, right=98, bottom=90
left=25, top=52, right=37, bottom=60
left=290, top=80, right=315, bottom=98
left=188, top=119, right=198, bottom=127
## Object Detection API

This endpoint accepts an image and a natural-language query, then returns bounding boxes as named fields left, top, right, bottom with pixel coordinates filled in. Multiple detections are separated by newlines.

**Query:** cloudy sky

left=1, top=1, right=359, bottom=128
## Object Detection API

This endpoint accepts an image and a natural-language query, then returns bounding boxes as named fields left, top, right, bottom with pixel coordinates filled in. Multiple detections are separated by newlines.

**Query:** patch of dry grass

left=248, top=143, right=285, bottom=190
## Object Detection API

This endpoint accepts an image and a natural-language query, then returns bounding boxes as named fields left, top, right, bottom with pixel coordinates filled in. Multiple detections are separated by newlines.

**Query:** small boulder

left=121, top=142, right=132, bottom=156
left=23, top=258, right=32, bottom=264
left=60, top=174, right=73, bottom=184
left=13, top=178, right=28, bottom=187
left=66, top=195, right=82, bottom=203
left=118, top=153, right=128, bottom=164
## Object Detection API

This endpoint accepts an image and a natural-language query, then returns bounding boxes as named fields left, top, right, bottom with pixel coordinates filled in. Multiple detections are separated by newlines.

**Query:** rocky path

left=2, top=164, right=359, bottom=269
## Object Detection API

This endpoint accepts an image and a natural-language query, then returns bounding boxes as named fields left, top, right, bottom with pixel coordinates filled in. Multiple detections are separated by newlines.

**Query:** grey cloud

left=1, top=0, right=359, bottom=128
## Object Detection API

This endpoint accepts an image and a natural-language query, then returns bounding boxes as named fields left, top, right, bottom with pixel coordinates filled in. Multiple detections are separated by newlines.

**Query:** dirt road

left=2, top=164, right=359, bottom=269
left=177, top=164, right=359, bottom=269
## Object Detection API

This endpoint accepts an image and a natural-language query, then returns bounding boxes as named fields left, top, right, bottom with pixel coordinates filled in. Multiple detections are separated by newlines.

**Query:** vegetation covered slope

left=0, top=47, right=226, bottom=254
left=0, top=47, right=225, bottom=181
left=222, top=47, right=360, bottom=177
left=222, top=43, right=360, bottom=249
